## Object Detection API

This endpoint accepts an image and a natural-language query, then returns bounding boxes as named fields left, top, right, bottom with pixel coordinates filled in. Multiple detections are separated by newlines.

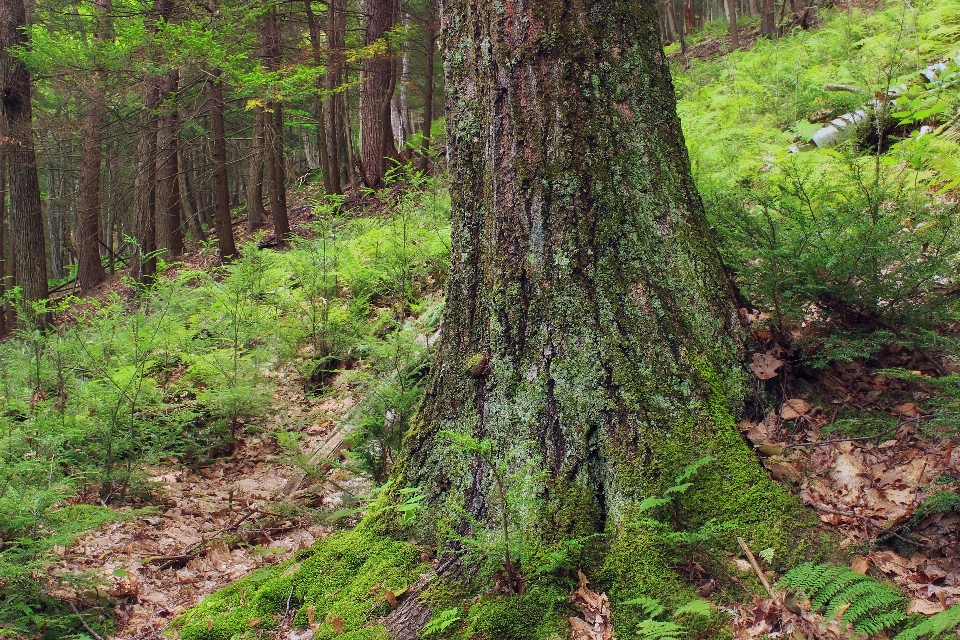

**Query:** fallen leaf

left=851, top=557, right=870, bottom=574
left=756, top=444, right=785, bottom=457
left=893, top=403, right=926, bottom=418
left=331, top=616, right=344, bottom=633
left=384, top=588, right=397, bottom=607
left=246, top=617, right=262, bottom=627
left=906, top=599, right=944, bottom=615
left=780, top=399, right=811, bottom=421
left=750, top=353, right=784, bottom=380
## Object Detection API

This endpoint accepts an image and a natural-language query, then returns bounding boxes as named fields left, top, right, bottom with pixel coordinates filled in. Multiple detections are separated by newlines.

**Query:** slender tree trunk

left=1, top=0, right=49, bottom=314
left=325, top=0, right=347, bottom=193
left=360, top=0, right=399, bottom=188
left=390, top=0, right=799, bottom=622
left=45, top=151, right=64, bottom=281
left=247, top=104, right=267, bottom=229
left=208, top=73, right=236, bottom=260
left=726, top=0, right=741, bottom=49
left=133, top=78, right=160, bottom=285
left=303, top=0, right=332, bottom=193
left=418, top=14, right=436, bottom=173
left=156, top=69, right=184, bottom=258
left=177, top=144, right=202, bottom=246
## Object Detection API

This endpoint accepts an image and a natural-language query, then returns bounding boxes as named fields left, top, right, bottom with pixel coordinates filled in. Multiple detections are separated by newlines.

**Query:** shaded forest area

left=1, top=0, right=960, bottom=638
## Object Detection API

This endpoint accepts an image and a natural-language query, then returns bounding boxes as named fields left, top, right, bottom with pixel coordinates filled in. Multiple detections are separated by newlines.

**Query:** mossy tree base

left=177, top=0, right=824, bottom=637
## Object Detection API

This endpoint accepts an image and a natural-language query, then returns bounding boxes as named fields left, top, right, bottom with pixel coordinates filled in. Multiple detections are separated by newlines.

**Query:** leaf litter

left=54, top=363, right=362, bottom=639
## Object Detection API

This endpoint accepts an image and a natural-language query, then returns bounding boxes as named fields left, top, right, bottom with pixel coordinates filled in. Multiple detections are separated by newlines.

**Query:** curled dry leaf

left=751, top=353, right=784, bottom=380
left=331, top=615, right=344, bottom=633
left=569, top=571, right=614, bottom=640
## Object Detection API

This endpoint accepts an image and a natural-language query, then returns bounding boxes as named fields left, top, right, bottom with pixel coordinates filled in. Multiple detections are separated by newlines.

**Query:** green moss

left=171, top=522, right=427, bottom=640
left=463, top=586, right=569, bottom=640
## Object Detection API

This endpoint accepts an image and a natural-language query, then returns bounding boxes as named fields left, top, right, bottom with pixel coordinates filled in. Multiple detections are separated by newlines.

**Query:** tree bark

left=303, top=0, right=332, bottom=194
left=208, top=73, right=236, bottom=260
left=0, top=0, right=49, bottom=314
left=360, top=0, right=399, bottom=188
left=392, top=0, right=798, bottom=618
left=133, top=77, right=160, bottom=285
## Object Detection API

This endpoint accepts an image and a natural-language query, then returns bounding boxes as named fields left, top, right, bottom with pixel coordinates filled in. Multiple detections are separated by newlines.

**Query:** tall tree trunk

left=177, top=143, right=203, bottom=246
left=360, top=0, right=399, bottom=188
left=208, top=73, right=236, bottom=260
left=247, top=104, right=267, bottom=229
left=726, top=0, right=741, bottom=49
left=156, top=69, right=184, bottom=258
left=325, top=0, right=347, bottom=193
left=0, top=0, right=49, bottom=315
left=418, top=13, right=436, bottom=173
left=391, top=0, right=799, bottom=618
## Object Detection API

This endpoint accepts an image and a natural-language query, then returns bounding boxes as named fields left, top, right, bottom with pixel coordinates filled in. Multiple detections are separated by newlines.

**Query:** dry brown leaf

left=307, top=604, right=317, bottom=629
left=246, top=617, right=262, bottom=627
left=780, top=399, right=811, bottom=421
left=851, top=557, right=870, bottom=574
left=893, top=403, right=927, bottom=418
left=384, top=587, right=397, bottom=607
left=331, top=615, right=344, bottom=633
left=751, top=353, right=784, bottom=380
left=906, top=599, right=945, bottom=615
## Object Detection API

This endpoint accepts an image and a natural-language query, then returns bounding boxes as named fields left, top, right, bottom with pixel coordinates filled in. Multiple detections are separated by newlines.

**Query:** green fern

left=636, top=619, right=685, bottom=640
left=894, top=605, right=960, bottom=640
left=777, top=563, right=905, bottom=635
left=620, top=596, right=667, bottom=621
left=421, top=608, right=463, bottom=637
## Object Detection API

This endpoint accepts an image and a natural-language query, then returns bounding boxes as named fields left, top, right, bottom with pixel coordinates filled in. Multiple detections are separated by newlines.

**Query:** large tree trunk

left=208, top=73, right=236, bottom=260
left=761, top=0, right=777, bottom=38
left=392, top=0, right=798, bottom=623
left=360, top=0, right=399, bottom=188
left=0, top=0, right=49, bottom=314
left=77, top=86, right=107, bottom=291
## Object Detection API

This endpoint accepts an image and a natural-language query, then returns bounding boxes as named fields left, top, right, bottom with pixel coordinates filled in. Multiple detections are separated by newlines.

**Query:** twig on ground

left=737, top=536, right=774, bottom=597
left=68, top=601, right=105, bottom=640
left=808, top=504, right=937, bottom=549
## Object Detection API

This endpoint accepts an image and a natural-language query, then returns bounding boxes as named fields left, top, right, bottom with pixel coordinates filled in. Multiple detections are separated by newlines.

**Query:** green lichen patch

left=171, top=522, right=427, bottom=640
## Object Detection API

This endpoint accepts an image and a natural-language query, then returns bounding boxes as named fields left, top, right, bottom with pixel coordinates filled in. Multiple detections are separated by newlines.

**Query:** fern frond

left=855, top=609, right=906, bottom=636
left=636, top=619, right=685, bottom=640
left=620, top=596, right=667, bottom=621
left=673, top=598, right=713, bottom=619
left=894, top=604, right=960, bottom=640
left=813, top=571, right=871, bottom=608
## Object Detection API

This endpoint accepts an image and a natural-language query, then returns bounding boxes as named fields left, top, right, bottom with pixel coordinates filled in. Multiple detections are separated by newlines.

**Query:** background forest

left=1, top=0, right=960, bottom=638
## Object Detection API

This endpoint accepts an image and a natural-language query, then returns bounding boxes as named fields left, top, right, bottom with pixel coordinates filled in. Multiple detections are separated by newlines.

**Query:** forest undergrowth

left=2, top=0, right=960, bottom=638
